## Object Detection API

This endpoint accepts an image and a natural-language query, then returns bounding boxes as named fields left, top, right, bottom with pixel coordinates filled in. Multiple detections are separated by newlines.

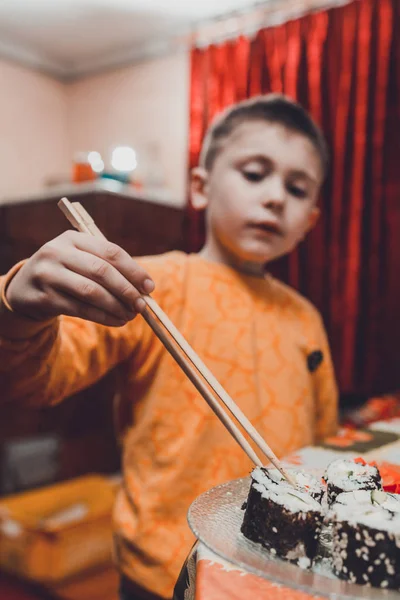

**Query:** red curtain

left=187, top=0, right=400, bottom=397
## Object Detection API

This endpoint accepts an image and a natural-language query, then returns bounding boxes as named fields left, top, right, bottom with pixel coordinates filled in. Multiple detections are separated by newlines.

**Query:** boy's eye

left=288, top=184, right=307, bottom=198
left=242, top=170, right=264, bottom=182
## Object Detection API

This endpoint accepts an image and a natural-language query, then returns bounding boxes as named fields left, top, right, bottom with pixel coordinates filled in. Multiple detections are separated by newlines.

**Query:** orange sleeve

left=0, top=315, right=145, bottom=408
left=0, top=283, right=147, bottom=408
left=0, top=253, right=184, bottom=408
left=310, top=312, right=339, bottom=441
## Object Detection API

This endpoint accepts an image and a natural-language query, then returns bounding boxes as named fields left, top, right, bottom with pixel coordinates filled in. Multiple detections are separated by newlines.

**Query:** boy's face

left=192, top=120, right=323, bottom=268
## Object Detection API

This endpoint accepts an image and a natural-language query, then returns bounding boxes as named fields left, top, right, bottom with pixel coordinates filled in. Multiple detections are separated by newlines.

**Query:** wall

left=0, top=51, right=190, bottom=207
left=67, top=52, right=190, bottom=207
left=0, top=60, right=70, bottom=201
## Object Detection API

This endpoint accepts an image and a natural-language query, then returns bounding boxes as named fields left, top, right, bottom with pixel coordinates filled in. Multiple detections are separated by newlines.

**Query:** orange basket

left=0, top=475, right=117, bottom=583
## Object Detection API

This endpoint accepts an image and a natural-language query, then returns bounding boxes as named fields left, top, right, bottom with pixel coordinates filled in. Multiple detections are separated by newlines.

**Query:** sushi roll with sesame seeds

left=246, top=466, right=325, bottom=503
left=330, top=489, right=400, bottom=590
left=323, top=459, right=382, bottom=506
left=241, top=467, right=325, bottom=566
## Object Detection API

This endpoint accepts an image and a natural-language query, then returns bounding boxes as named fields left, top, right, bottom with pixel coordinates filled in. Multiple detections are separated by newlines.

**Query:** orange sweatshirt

left=0, top=251, right=338, bottom=597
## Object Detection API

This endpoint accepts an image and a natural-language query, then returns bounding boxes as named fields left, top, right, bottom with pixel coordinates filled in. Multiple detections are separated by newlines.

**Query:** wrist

left=0, top=261, right=56, bottom=339
left=0, top=260, right=27, bottom=313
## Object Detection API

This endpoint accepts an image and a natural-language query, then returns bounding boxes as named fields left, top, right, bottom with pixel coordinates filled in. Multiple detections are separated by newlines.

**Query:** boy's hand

left=6, top=231, right=155, bottom=327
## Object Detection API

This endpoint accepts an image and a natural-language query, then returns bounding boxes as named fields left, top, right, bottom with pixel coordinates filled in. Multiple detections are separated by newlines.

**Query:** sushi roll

left=245, top=467, right=325, bottom=502
left=241, top=467, right=324, bottom=566
left=296, top=471, right=326, bottom=504
left=330, top=489, right=400, bottom=590
left=323, top=459, right=382, bottom=505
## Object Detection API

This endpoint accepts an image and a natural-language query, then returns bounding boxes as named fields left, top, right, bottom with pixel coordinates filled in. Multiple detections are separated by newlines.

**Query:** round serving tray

left=188, top=477, right=399, bottom=600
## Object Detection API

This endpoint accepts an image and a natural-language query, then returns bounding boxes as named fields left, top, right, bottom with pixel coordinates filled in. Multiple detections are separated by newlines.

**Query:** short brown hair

left=200, top=94, right=329, bottom=176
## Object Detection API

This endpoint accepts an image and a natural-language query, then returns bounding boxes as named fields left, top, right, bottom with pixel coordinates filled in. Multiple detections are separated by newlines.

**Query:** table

left=0, top=565, right=119, bottom=600
left=175, top=418, right=400, bottom=600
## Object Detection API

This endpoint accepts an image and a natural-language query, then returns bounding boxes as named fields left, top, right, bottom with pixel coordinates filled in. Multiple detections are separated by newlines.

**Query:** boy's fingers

left=65, top=232, right=155, bottom=295
left=48, top=269, right=137, bottom=322
left=56, top=247, right=147, bottom=313
left=55, top=294, right=130, bottom=328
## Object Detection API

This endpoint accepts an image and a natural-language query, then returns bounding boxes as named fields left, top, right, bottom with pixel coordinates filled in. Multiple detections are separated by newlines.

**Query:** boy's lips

left=248, top=221, right=284, bottom=237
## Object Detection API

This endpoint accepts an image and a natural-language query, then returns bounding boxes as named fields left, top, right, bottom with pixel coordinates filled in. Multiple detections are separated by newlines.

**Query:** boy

left=0, top=95, right=338, bottom=600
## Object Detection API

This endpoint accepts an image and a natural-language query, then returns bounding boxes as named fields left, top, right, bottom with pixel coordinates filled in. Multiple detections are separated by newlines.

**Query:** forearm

left=0, top=271, right=133, bottom=407
left=1, top=266, right=69, bottom=405
left=0, top=311, right=137, bottom=407
left=0, top=315, right=63, bottom=406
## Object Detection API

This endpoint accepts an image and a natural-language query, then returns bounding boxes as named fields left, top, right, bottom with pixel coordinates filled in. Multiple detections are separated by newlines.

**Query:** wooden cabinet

left=0, top=184, right=185, bottom=493
left=0, top=186, right=185, bottom=272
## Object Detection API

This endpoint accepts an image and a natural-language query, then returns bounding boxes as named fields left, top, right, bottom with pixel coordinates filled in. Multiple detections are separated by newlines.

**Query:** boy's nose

left=262, top=176, right=286, bottom=210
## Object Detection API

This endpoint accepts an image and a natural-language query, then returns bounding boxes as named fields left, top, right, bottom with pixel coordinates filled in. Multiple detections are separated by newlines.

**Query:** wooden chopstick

left=58, top=197, right=296, bottom=486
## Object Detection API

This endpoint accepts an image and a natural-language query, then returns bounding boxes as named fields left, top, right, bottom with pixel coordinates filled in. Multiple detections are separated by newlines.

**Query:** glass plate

left=187, top=477, right=399, bottom=600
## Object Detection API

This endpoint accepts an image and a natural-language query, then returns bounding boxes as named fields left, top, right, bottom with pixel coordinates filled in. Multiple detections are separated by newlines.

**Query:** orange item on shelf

left=72, top=162, right=96, bottom=183
left=72, top=153, right=97, bottom=183
left=0, top=475, right=116, bottom=583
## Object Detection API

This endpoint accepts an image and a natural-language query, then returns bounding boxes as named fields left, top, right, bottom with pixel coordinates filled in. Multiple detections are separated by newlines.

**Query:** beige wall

left=67, top=52, right=190, bottom=206
left=0, top=52, right=190, bottom=206
left=0, top=60, right=70, bottom=200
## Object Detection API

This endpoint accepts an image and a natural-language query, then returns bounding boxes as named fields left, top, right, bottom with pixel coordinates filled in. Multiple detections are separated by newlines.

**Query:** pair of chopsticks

left=58, top=197, right=296, bottom=487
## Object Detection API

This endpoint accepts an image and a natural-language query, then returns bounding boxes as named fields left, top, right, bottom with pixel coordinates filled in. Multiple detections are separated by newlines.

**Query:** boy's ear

left=307, top=207, right=320, bottom=232
left=300, top=207, right=320, bottom=241
left=190, top=167, right=209, bottom=210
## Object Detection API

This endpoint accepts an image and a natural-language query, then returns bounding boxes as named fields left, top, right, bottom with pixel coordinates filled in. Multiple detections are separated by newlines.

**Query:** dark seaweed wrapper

left=332, top=519, right=400, bottom=590
left=241, top=486, right=323, bottom=563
